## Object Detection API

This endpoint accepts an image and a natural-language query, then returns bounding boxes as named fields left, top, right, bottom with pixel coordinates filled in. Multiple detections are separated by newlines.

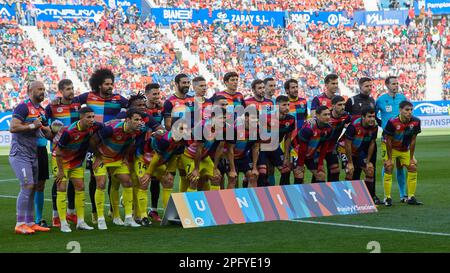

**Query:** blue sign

left=149, top=8, right=284, bottom=27
left=211, top=10, right=285, bottom=27
left=0, top=112, right=12, bottom=131
left=415, top=0, right=450, bottom=15
left=413, top=100, right=450, bottom=116
left=32, top=4, right=104, bottom=22
left=289, top=11, right=353, bottom=27
left=0, top=4, right=16, bottom=17
left=353, top=10, right=409, bottom=26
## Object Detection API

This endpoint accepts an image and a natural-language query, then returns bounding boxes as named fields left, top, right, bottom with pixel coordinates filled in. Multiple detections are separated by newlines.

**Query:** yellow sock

left=74, top=190, right=85, bottom=222
left=110, top=180, right=120, bottom=219
left=162, top=187, right=173, bottom=208
left=407, top=171, right=417, bottom=198
left=137, top=189, right=148, bottom=219
left=384, top=172, right=393, bottom=199
left=95, top=188, right=105, bottom=219
left=187, top=187, right=197, bottom=192
left=56, top=191, right=67, bottom=222
left=122, top=187, right=133, bottom=218
left=210, top=185, right=220, bottom=191
left=133, top=186, right=141, bottom=219
left=203, top=181, right=211, bottom=191
left=179, top=176, right=189, bottom=192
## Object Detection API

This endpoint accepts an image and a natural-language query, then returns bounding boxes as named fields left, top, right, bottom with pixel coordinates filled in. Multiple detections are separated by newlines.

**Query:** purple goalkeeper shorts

left=9, top=156, right=38, bottom=186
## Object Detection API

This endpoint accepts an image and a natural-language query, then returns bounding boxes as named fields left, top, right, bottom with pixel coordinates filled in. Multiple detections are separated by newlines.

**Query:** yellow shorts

left=93, top=159, right=130, bottom=177
left=166, top=154, right=184, bottom=173
left=180, top=154, right=214, bottom=178
left=134, top=157, right=165, bottom=180
left=51, top=158, right=84, bottom=182
left=382, top=142, right=411, bottom=166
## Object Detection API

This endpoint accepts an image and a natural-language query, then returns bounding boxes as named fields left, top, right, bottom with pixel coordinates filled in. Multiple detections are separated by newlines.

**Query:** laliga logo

left=0, top=7, right=11, bottom=17
left=414, top=102, right=450, bottom=115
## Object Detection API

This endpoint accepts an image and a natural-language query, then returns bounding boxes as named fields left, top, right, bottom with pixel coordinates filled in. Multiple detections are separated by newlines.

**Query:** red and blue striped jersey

left=45, top=98, right=81, bottom=127
left=150, top=131, right=186, bottom=164
left=383, top=116, right=421, bottom=152
left=311, top=92, right=334, bottom=111
left=77, top=92, right=128, bottom=123
left=97, top=120, right=139, bottom=163
left=244, top=97, right=273, bottom=113
left=54, top=121, right=103, bottom=168
left=297, top=121, right=333, bottom=165
left=213, top=91, right=246, bottom=108
left=146, top=103, right=164, bottom=125
left=184, top=120, right=228, bottom=159
left=328, top=112, right=352, bottom=152
left=163, top=94, right=195, bottom=127
left=344, top=118, right=378, bottom=156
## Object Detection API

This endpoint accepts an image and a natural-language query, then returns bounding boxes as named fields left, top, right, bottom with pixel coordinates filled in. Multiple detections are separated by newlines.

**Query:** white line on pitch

left=291, top=219, right=450, bottom=237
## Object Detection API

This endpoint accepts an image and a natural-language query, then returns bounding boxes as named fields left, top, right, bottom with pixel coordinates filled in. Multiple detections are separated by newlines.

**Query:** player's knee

left=258, top=165, right=267, bottom=175
left=407, top=165, right=417, bottom=173
left=330, top=165, right=340, bottom=174
left=162, top=174, right=174, bottom=188
left=316, top=171, right=326, bottom=181
left=384, top=164, right=393, bottom=173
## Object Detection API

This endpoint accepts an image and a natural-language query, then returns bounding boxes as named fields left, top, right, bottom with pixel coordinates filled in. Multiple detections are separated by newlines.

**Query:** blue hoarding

left=0, top=112, right=12, bottom=131
left=413, top=100, right=450, bottom=116
left=31, top=4, right=104, bottom=22
left=415, top=0, right=450, bottom=15
left=149, top=8, right=284, bottom=27
left=0, top=4, right=16, bottom=17
left=353, top=10, right=409, bottom=26
left=289, top=11, right=353, bottom=27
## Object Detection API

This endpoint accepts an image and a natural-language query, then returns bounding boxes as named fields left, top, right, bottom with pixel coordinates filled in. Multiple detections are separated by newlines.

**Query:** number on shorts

left=22, top=168, right=26, bottom=178
left=187, top=164, right=191, bottom=173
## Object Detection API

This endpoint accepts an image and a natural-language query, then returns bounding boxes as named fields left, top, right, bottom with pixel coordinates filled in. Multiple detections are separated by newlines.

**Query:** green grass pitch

left=0, top=129, right=450, bottom=253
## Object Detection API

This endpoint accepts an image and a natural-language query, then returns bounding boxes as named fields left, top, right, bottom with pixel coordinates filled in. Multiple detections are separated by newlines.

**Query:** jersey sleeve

left=414, top=119, right=421, bottom=135
left=120, top=95, right=129, bottom=108
left=162, top=99, right=173, bottom=118
left=383, top=119, right=395, bottom=136
left=146, top=115, right=162, bottom=131
left=298, top=127, right=313, bottom=142
left=76, top=92, right=89, bottom=105
left=98, top=125, right=114, bottom=140
left=57, top=130, right=70, bottom=148
left=310, top=97, right=320, bottom=111
left=12, top=103, right=29, bottom=122
left=45, top=104, right=53, bottom=122
left=344, top=124, right=356, bottom=140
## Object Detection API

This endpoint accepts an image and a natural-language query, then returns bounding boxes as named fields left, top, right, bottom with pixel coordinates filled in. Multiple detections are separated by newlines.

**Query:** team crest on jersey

left=409, top=124, right=414, bottom=129
left=92, top=97, right=98, bottom=100
left=396, top=125, right=401, bottom=130
left=57, top=107, right=63, bottom=113
left=322, top=101, right=327, bottom=106
left=116, top=135, right=122, bottom=141
left=30, top=109, right=35, bottom=115
left=357, top=130, right=362, bottom=135
left=74, top=135, right=80, bottom=141
left=74, top=106, right=78, bottom=111
left=313, top=132, right=317, bottom=137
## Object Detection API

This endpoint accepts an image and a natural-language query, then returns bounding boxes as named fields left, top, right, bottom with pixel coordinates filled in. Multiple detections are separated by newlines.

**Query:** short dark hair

left=358, top=77, right=372, bottom=86
left=126, top=108, right=144, bottom=119
left=332, top=95, right=345, bottom=105
left=58, top=79, right=73, bottom=91
left=399, top=100, right=413, bottom=109
left=213, top=95, right=227, bottom=103
left=251, top=79, right=264, bottom=90
left=145, top=83, right=160, bottom=93
left=324, top=74, right=339, bottom=84
left=316, top=105, right=330, bottom=115
left=127, top=92, right=146, bottom=108
left=89, top=68, right=114, bottom=93
left=361, top=106, right=376, bottom=117
left=385, top=76, right=398, bottom=85
left=284, top=79, right=298, bottom=90
left=79, top=106, right=94, bottom=115
left=264, top=77, right=275, bottom=85
left=275, top=95, right=289, bottom=104
left=174, top=74, right=189, bottom=85
left=223, top=72, right=238, bottom=83
left=192, top=76, right=206, bottom=83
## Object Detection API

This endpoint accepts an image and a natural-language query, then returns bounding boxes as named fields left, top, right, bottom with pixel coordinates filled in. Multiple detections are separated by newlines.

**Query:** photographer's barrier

left=162, top=180, right=377, bottom=228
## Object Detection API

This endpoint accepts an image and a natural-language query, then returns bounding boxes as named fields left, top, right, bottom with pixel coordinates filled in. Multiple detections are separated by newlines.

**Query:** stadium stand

left=0, top=17, right=60, bottom=111
left=292, top=20, right=428, bottom=100
left=38, top=11, right=196, bottom=99
left=171, top=20, right=326, bottom=99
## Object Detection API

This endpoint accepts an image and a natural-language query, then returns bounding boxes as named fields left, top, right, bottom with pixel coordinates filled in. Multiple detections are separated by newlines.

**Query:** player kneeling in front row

left=344, top=107, right=378, bottom=200
left=53, top=107, right=101, bottom=232
left=383, top=101, right=422, bottom=207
